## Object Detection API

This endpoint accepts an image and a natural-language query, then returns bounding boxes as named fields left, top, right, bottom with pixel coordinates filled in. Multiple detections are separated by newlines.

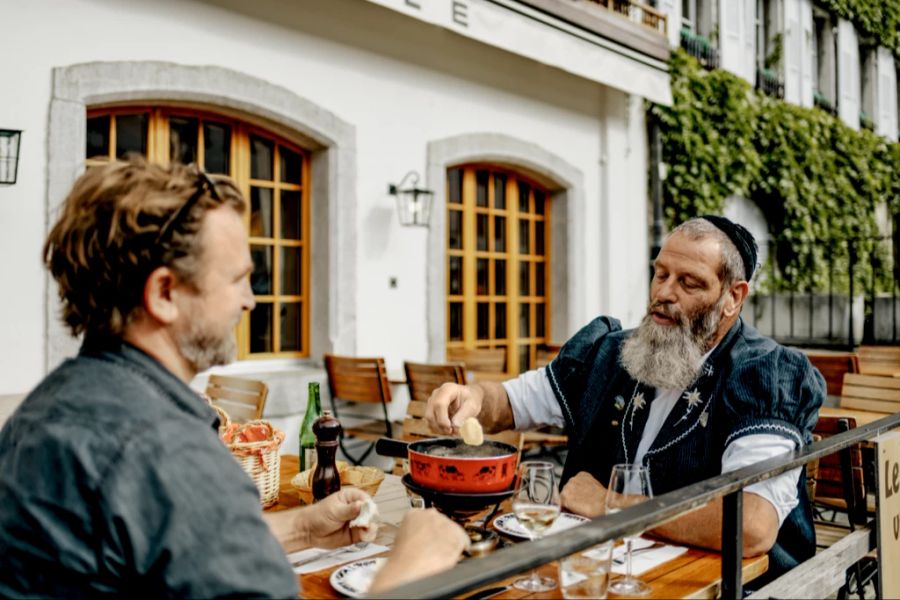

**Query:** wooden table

left=270, top=456, right=767, bottom=599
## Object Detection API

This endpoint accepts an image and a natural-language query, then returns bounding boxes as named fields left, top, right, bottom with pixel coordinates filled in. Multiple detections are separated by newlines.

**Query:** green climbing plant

left=815, top=0, right=900, bottom=56
left=652, top=50, right=900, bottom=294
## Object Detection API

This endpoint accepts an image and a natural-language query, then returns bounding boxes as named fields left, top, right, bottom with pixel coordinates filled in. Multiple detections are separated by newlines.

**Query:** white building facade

left=0, top=0, right=674, bottom=447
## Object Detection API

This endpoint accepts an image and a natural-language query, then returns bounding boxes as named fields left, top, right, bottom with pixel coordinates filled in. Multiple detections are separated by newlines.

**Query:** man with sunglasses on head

left=0, top=157, right=466, bottom=597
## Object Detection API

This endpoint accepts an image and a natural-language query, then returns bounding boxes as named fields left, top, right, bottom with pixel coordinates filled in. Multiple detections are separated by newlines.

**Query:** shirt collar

left=79, top=335, right=218, bottom=427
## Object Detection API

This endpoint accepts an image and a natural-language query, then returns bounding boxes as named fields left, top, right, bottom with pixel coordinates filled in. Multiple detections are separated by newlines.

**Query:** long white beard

left=620, top=295, right=725, bottom=390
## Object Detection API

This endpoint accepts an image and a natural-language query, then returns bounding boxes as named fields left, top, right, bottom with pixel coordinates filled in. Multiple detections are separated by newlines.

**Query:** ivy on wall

left=816, top=0, right=900, bottom=55
left=652, top=50, right=900, bottom=292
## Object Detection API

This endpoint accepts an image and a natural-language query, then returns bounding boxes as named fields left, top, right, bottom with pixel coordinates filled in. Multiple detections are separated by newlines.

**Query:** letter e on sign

left=452, top=0, right=468, bottom=27
left=876, top=431, right=900, bottom=598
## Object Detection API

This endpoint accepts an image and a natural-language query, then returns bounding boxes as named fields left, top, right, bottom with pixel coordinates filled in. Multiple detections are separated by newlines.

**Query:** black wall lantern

left=388, top=171, right=433, bottom=227
left=0, top=130, right=22, bottom=185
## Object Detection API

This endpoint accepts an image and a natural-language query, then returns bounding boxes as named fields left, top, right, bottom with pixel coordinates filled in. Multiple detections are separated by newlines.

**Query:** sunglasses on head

left=154, top=168, right=222, bottom=246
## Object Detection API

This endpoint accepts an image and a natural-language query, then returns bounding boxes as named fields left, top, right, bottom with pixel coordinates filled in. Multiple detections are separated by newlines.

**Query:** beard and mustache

left=620, top=293, right=727, bottom=390
left=176, top=311, right=237, bottom=374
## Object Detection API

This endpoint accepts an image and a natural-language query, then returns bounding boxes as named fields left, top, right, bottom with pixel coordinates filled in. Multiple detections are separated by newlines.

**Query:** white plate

left=492, top=512, right=589, bottom=538
left=329, top=557, right=387, bottom=598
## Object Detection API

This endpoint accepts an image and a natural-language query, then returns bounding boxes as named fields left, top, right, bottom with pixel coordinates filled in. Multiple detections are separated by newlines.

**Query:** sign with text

left=876, top=431, right=900, bottom=599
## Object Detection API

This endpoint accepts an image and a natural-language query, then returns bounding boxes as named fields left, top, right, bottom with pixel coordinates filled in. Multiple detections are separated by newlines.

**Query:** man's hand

left=302, top=487, right=379, bottom=549
left=368, top=509, right=468, bottom=593
left=425, top=382, right=484, bottom=435
left=560, top=471, right=608, bottom=518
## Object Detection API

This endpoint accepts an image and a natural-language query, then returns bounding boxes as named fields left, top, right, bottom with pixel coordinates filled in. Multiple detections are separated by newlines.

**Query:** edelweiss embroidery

left=632, top=391, right=646, bottom=411
left=684, top=389, right=702, bottom=408
left=699, top=410, right=709, bottom=427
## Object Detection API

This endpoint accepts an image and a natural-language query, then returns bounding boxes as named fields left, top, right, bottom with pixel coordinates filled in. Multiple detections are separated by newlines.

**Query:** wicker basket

left=214, top=405, right=285, bottom=508
left=291, top=461, right=385, bottom=505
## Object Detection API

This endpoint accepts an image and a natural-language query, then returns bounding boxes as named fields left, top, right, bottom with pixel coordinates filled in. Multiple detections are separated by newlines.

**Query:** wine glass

left=511, top=461, right=561, bottom=592
left=605, top=463, right=653, bottom=596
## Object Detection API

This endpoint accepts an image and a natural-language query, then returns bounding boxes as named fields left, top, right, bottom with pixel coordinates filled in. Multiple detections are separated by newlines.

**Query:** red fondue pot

left=375, top=437, right=519, bottom=493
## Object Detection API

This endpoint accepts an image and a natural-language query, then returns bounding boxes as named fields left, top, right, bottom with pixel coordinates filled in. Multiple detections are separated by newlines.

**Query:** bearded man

left=426, top=216, right=824, bottom=579
left=0, top=158, right=466, bottom=597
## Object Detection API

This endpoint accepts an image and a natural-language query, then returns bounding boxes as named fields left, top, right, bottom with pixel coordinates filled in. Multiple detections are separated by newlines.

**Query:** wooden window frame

left=446, top=164, right=552, bottom=376
left=84, top=105, right=311, bottom=360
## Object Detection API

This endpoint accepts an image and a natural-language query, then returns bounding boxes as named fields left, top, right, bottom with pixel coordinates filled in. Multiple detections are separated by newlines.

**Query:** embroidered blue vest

left=547, top=316, right=825, bottom=578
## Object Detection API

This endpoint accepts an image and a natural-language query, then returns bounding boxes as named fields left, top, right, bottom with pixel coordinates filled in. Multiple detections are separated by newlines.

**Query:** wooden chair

left=205, top=375, right=268, bottom=423
left=535, top=343, right=562, bottom=369
left=404, top=361, right=466, bottom=403
left=447, top=347, right=506, bottom=382
left=857, top=345, right=900, bottom=377
left=839, top=372, right=900, bottom=413
left=806, top=351, right=860, bottom=397
left=811, top=416, right=879, bottom=598
left=812, top=416, right=868, bottom=527
left=324, top=354, right=394, bottom=465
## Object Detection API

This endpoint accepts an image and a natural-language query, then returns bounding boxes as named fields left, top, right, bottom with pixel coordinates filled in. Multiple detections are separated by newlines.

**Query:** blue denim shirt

left=0, top=338, right=298, bottom=598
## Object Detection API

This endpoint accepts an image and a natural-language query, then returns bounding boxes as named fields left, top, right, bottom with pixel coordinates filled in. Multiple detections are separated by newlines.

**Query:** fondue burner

left=400, top=473, right=513, bottom=524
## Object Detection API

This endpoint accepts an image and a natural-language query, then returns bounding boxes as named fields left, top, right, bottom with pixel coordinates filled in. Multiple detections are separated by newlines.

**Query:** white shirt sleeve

left=501, top=367, right=565, bottom=430
left=721, top=433, right=801, bottom=526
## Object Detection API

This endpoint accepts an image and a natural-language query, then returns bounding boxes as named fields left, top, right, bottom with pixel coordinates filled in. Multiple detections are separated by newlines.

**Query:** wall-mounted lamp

left=388, top=171, right=433, bottom=227
left=0, top=130, right=22, bottom=185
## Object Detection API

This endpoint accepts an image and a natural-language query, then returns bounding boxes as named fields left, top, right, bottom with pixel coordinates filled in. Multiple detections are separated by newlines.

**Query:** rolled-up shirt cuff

left=502, top=367, right=565, bottom=430
left=721, top=433, right=801, bottom=525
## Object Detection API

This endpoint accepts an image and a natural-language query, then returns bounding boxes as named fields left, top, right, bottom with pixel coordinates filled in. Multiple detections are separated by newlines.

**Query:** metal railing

left=370, top=410, right=900, bottom=599
left=680, top=28, right=719, bottom=70
left=584, top=0, right=668, bottom=35
left=745, top=236, right=900, bottom=348
left=756, top=67, right=785, bottom=99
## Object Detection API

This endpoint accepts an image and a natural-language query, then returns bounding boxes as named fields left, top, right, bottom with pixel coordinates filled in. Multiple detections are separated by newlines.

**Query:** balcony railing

left=584, top=0, right=668, bottom=35
left=756, top=67, right=785, bottom=99
left=813, top=91, right=838, bottom=116
left=680, top=28, right=719, bottom=70
left=859, top=111, right=875, bottom=131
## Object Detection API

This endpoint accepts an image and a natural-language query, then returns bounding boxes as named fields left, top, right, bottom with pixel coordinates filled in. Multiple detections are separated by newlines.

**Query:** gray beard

left=620, top=296, right=725, bottom=390
left=177, top=320, right=236, bottom=374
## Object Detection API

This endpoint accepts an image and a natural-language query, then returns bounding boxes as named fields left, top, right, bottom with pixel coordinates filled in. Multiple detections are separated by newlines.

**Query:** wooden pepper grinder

left=312, top=409, right=342, bottom=501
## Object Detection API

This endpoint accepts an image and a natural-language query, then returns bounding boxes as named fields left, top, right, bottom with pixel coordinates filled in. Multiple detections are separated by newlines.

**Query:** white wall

left=0, top=0, right=653, bottom=395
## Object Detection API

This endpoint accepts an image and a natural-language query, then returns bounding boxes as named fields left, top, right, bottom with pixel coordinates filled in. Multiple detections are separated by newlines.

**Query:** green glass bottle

left=299, top=382, right=322, bottom=472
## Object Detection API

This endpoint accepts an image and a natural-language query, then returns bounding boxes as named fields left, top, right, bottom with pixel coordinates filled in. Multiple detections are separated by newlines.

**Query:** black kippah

left=698, top=215, right=758, bottom=281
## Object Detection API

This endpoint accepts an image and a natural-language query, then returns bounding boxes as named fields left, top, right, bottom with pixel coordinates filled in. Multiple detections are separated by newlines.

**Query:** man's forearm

left=475, top=382, right=515, bottom=433
left=649, top=492, right=778, bottom=557
left=262, top=508, right=309, bottom=553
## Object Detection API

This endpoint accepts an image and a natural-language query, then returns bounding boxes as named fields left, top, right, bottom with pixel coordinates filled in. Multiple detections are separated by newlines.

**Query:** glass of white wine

left=511, top=461, right=561, bottom=592
left=606, top=463, right=653, bottom=596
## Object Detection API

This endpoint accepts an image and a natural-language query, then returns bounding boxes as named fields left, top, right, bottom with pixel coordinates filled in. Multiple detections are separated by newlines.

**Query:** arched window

left=446, top=165, right=551, bottom=375
left=85, top=106, right=311, bottom=359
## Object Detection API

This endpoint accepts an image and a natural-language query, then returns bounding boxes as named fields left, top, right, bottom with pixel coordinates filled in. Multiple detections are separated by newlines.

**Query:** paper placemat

left=287, top=543, right=388, bottom=574
left=611, top=538, right=687, bottom=576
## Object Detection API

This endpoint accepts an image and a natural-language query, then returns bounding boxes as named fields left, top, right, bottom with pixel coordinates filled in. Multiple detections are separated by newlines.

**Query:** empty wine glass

left=511, top=461, right=561, bottom=592
left=605, top=463, right=653, bottom=596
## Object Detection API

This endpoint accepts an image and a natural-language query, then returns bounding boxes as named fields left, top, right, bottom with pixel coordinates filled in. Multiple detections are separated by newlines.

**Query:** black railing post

left=721, top=491, right=743, bottom=600
left=848, top=239, right=856, bottom=349
left=771, top=239, right=777, bottom=340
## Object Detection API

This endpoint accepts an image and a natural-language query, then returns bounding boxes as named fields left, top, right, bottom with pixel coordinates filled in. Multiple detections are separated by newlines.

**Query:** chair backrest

left=446, top=347, right=506, bottom=373
left=324, top=354, right=392, bottom=405
left=813, top=416, right=866, bottom=523
left=840, top=372, right=900, bottom=413
left=400, top=364, right=523, bottom=451
left=205, top=375, right=268, bottom=423
left=857, top=345, right=900, bottom=376
left=535, top=343, right=562, bottom=369
left=404, top=361, right=466, bottom=403
left=806, top=351, right=860, bottom=397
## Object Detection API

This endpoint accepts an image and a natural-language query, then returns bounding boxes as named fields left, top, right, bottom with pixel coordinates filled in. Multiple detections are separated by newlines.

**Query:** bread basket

left=214, top=404, right=285, bottom=507
left=291, top=460, right=385, bottom=505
